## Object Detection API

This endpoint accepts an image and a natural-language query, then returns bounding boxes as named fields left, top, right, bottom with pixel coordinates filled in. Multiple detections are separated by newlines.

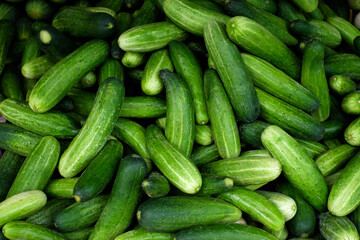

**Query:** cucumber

left=240, top=120, right=269, bottom=148
left=329, top=75, right=357, bottom=96
left=323, top=120, right=345, bottom=140
left=0, top=190, right=47, bottom=227
left=241, top=53, right=319, bottom=113
left=76, top=71, right=97, bottom=89
left=88, top=154, right=148, bottom=240
left=146, top=124, right=202, bottom=194
left=22, top=36, right=42, bottom=67
left=115, top=12, right=132, bottom=36
left=245, top=0, right=276, bottom=13
left=0, top=67, right=24, bottom=101
left=325, top=169, right=343, bottom=189
left=276, top=181, right=316, bottom=238
left=304, top=7, right=324, bottom=20
left=241, top=150, right=270, bottom=157
left=137, top=196, right=242, bottom=232
left=111, top=39, right=124, bottom=60
left=121, top=52, right=146, bottom=68
left=45, top=178, right=79, bottom=199
left=120, top=96, right=166, bottom=118
left=0, top=123, right=42, bottom=157
left=25, top=0, right=53, bottom=20
left=345, top=117, right=360, bottom=146
left=290, top=0, right=318, bottom=12
left=261, top=125, right=328, bottom=211
left=324, top=138, right=343, bottom=149
left=53, top=6, right=115, bottom=38
left=330, top=95, right=348, bottom=123
left=318, top=2, right=337, bottom=18
left=26, top=199, right=74, bottom=228
left=342, top=91, right=360, bottom=114
left=6, top=39, right=26, bottom=64
left=63, top=228, right=93, bottom=240
left=169, top=41, right=208, bottom=124
left=55, top=195, right=108, bottom=232
left=21, top=55, right=56, bottom=79
left=325, top=54, right=360, bottom=80
left=301, top=39, right=330, bottom=122
left=328, top=152, right=360, bottom=216
left=73, top=140, right=123, bottom=202
left=0, top=151, right=23, bottom=201
left=296, top=139, right=328, bottom=159
left=141, top=49, right=173, bottom=95
left=200, top=156, right=281, bottom=185
left=256, top=88, right=325, bottom=141
left=263, top=226, right=288, bottom=240
left=175, top=224, right=279, bottom=240
left=0, top=3, right=17, bottom=22
left=142, top=171, right=170, bottom=198
left=32, top=21, right=51, bottom=33
left=190, top=144, right=220, bottom=166
left=204, top=69, right=241, bottom=158
left=327, top=16, right=360, bottom=50
left=115, top=229, right=174, bottom=240
left=163, top=0, right=230, bottom=36
left=16, top=17, right=32, bottom=40
left=98, top=58, right=124, bottom=85
left=118, top=21, right=187, bottom=52
left=131, top=0, right=160, bottom=27
left=0, top=20, right=15, bottom=75
left=59, top=77, right=124, bottom=178
left=191, top=0, right=224, bottom=13
left=204, top=20, right=259, bottom=123
left=0, top=99, right=79, bottom=139
left=96, top=0, right=124, bottom=12
left=219, top=187, right=285, bottom=231
left=160, top=69, right=195, bottom=157
left=124, top=0, right=142, bottom=9
left=319, top=213, right=359, bottom=240
left=277, top=0, right=306, bottom=22
left=195, top=125, right=212, bottom=146
left=224, top=0, right=298, bottom=46
left=29, top=39, right=109, bottom=113
left=195, top=174, right=233, bottom=196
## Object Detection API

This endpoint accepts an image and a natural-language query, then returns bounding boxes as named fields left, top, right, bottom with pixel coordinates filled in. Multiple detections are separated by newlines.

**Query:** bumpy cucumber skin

left=0, top=151, right=23, bottom=201
left=21, top=55, right=56, bottom=79
left=204, top=20, right=259, bottom=123
left=319, top=213, right=359, bottom=240
left=345, top=117, right=360, bottom=146
left=0, top=20, right=15, bottom=76
left=115, top=229, right=174, bottom=240
left=137, top=196, right=242, bottom=232
left=194, top=125, right=213, bottom=146
left=296, top=139, right=328, bottom=158
left=329, top=75, right=356, bottom=96
left=45, top=178, right=79, bottom=199
left=121, top=52, right=146, bottom=68
left=261, top=125, right=328, bottom=211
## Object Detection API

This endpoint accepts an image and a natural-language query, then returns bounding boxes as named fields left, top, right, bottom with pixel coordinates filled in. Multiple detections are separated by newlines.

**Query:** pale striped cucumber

left=345, top=117, right=360, bottom=146
left=204, top=69, right=240, bottom=159
left=121, top=52, right=146, bottom=68
left=319, top=213, right=359, bottom=240
left=342, top=91, right=360, bottom=115
left=194, top=125, right=212, bottom=146
left=329, top=75, right=356, bottom=96
left=98, top=58, right=124, bottom=85
left=21, top=55, right=55, bottom=79
left=241, top=150, right=271, bottom=158
left=327, top=16, right=360, bottom=50
left=115, top=229, right=174, bottom=240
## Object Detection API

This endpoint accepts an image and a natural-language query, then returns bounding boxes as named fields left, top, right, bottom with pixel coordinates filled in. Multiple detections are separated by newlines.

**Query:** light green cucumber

left=45, top=178, right=79, bottom=199
left=195, top=125, right=213, bottom=146
left=329, top=75, right=356, bottom=96
left=115, top=229, right=174, bottom=240
left=290, top=0, right=318, bottom=12
left=319, top=213, right=359, bottom=240
left=342, top=91, right=360, bottom=115
left=345, top=117, right=360, bottom=146
left=21, top=55, right=55, bottom=79
left=98, top=58, right=124, bottom=85
left=327, top=16, right=360, bottom=50
left=121, top=52, right=146, bottom=68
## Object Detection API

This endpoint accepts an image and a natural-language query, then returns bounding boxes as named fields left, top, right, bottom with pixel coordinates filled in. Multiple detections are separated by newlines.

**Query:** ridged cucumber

left=142, top=171, right=170, bottom=198
left=0, top=151, right=23, bottom=201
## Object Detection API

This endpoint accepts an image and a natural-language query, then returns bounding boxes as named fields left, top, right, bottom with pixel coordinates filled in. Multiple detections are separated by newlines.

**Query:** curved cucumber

left=0, top=151, right=23, bottom=201
left=345, top=117, right=360, bottom=146
left=142, top=171, right=170, bottom=198
left=45, top=178, right=79, bottom=199
left=115, top=229, right=173, bottom=240
left=329, top=75, right=356, bottom=96
left=319, top=213, right=359, bottom=240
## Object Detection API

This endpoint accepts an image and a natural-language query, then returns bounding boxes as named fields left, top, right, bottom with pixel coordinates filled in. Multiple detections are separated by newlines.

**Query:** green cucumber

left=32, top=21, right=51, bottom=33
left=0, top=3, right=17, bottom=22
left=55, top=195, right=108, bottom=232
left=256, top=88, right=325, bottom=141
left=0, top=20, right=15, bottom=75
left=241, top=53, right=319, bottom=112
left=261, top=125, right=328, bottom=211
left=115, top=229, right=174, bottom=240
left=200, top=156, right=281, bottom=185
left=160, top=69, right=195, bottom=157
left=115, top=12, right=132, bottom=36
left=137, top=196, right=242, bottom=232
left=319, top=213, right=359, bottom=240
left=118, top=21, right=187, bottom=52
left=76, top=71, right=97, bottom=89
left=85, top=7, right=116, bottom=17
left=304, top=7, right=324, bottom=20
left=98, top=58, right=124, bottom=85
left=88, top=154, right=148, bottom=240
left=277, top=0, right=306, bottom=22
left=53, top=6, right=115, bottom=38
left=131, top=0, right=160, bottom=27
left=169, top=41, right=208, bottom=124
left=290, top=0, right=318, bottom=12
left=191, top=0, right=224, bottom=12
left=0, top=99, right=79, bottom=139
left=96, top=0, right=124, bottom=12
left=327, top=16, right=360, bottom=50
left=296, top=139, right=328, bottom=159
left=0, top=151, right=23, bottom=201
left=0, top=66, right=24, bottom=101
left=195, top=125, right=212, bottom=146
left=219, top=187, right=285, bottom=231
left=22, top=36, right=42, bottom=67
left=329, top=75, right=357, bottom=96
left=224, top=0, right=298, bottom=46
left=245, top=0, right=276, bottom=13
left=26, top=199, right=74, bottom=228
left=59, top=77, right=124, bottom=178
left=21, top=55, right=56, bottom=79
left=0, top=190, right=47, bottom=227
left=141, top=49, right=173, bottom=95
left=330, top=95, right=348, bottom=123
left=228, top=17, right=300, bottom=79
left=342, top=91, right=360, bottom=114
left=263, top=226, right=288, bottom=240
left=146, top=124, right=201, bottom=194
left=63, top=228, right=93, bottom=240
left=142, top=171, right=170, bottom=198
left=73, top=140, right=123, bottom=202
left=45, top=178, right=79, bottom=199
left=204, top=69, right=240, bottom=158
left=156, top=116, right=166, bottom=129
left=318, top=2, right=337, bottom=18
left=276, top=181, right=316, bottom=238
left=6, top=39, right=26, bottom=64
left=325, top=169, right=343, bottom=189
left=29, top=39, right=109, bottom=113
left=190, top=144, right=220, bottom=166
left=163, top=0, right=229, bottom=36
left=204, top=20, right=259, bottom=123
left=110, top=39, right=124, bottom=60
left=240, top=120, right=269, bottom=148
left=345, top=117, right=360, bottom=146
left=325, top=54, right=360, bottom=80
left=0, top=123, right=42, bottom=157
left=241, top=150, right=270, bottom=157
left=195, top=174, right=233, bottom=196
left=324, top=138, right=343, bottom=149
left=16, top=17, right=32, bottom=40
left=124, top=0, right=142, bottom=9
left=121, top=52, right=146, bottom=68
left=25, top=0, right=53, bottom=20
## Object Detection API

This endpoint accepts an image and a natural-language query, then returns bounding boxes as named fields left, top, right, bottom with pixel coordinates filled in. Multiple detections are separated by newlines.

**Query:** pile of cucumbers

left=2, top=0, right=360, bottom=239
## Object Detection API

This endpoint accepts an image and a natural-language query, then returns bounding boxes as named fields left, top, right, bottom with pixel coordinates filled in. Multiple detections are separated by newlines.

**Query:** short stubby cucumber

left=342, top=91, right=360, bottom=115
left=329, top=75, right=356, bottom=96
left=319, top=213, right=359, bottom=240
left=345, top=117, right=360, bottom=146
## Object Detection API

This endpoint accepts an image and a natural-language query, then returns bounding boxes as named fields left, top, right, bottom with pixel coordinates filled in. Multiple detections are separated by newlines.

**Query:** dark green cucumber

left=88, top=154, right=148, bottom=240
left=240, top=120, right=269, bottom=148
left=124, top=0, right=142, bottom=9
left=261, top=125, right=328, bottom=211
left=301, top=39, right=330, bottom=121
left=0, top=3, right=17, bottom=22
left=195, top=125, right=213, bottom=146
left=345, top=117, right=360, bottom=146
left=342, top=91, right=360, bottom=114
left=200, top=156, right=281, bottom=186
left=325, top=54, right=360, bottom=80
left=137, top=196, right=241, bottom=232
left=6, top=39, right=26, bottom=64
left=241, top=53, right=319, bottom=112
left=0, top=123, right=42, bottom=157
left=204, top=69, right=240, bottom=158
left=276, top=181, right=316, bottom=238
left=0, top=20, right=15, bottom=75
left=190, top=0, right=224, bottom=12
left=59, top=77, right=124, bottom=178
left=290, top=0, right=318, bottom=12
left=25, top=0, right=53, bottom=20
left=169, top=41, right=208, bottom=125
left=16, top=17, right=32, bottom=40
left=21, top=55, right=56, bottom=79
left=85, top=7, right=116, bottom=17
left=256, top=88, right=325, bottom=141
left=0, top=66, right=24, bottom=101
left=22, top=36, right=42, bottom=67
left=296, top=139, right=328, bottom=159
left=304, top=7, right=324, bottom=20
left=329, top=75, right=357, bottom=96
left=330, top=95, right=348, bottom=123
left=3, top=221, right=66, bottom=240
left=118, top=21, right=187, bottom=52
left=131, top=0, right=160, bottom=27
left=111, top=39, right=124, bottom=60
left=55, top=195, right=108, bottom=232
left=325, top=169, right=343, bottom=189
left=96, top=0, right=124, bottom=12
left=32, top=21, right=51, bottom=33
left=204, top=20, right=259, bottom=123
left=63, top=228, right=93, bottom=240
left=163, top=0, right=230, bottom=36
left=53, top=6, right=115, bottom=38
left=318, top=2, right=337, bottom=18
left=146, top=124, right=202, bottom=194
left=7, top=136, right=60, bottom=198
left=0, top=151, right=23, bottom=201
left=73, top=140, right=123, bottom=202
left=319, top=213, right=359, bottom=239
left=37, top=26, right=77, bottom=62
left=115, top=12, right=132, bottom=36
left=277, top=0, right=306, bottom=22
left=190, top=144, right=220, bottom=166
left=98, top=58, right=124, bottom=85
left=45, top=178, right=79, bottom=199
left=327, top=16, right=360, bottom=50
left=224, top=0, right=298, bottom=46
left=195, top=174, right=233, bottom=196
left=29, top=39, right=109, bottom=113
left=121, top=52, right=146, bottom=68
left=160, top=69, right=195, bottom=157
left=142, top=171, right=171, bottom=198
left=219, top=187, right=285, bottom=231
left=115, top=229, right=174, bottom=240
left=0, top=99, right=79, bottom=139
left=26, top=199, right=74, bottom=228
